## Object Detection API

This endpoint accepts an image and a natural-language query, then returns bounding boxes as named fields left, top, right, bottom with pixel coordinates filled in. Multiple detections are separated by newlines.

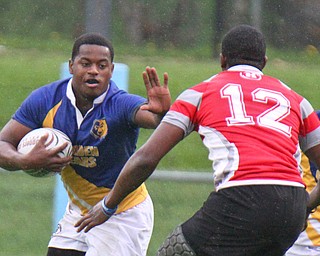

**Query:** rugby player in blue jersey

left=0, top=33, right=171, bottom=256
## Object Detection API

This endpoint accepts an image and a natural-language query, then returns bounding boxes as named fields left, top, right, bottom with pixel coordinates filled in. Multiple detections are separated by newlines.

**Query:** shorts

left=285, top=244, right=320, bottom=256
left=48, top=195, right=154, bottom=256
left=181, top=185, right=308, bottom=256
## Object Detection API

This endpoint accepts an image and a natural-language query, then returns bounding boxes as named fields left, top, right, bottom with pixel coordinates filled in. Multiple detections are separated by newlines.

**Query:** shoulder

left=20, top=79, right=70, bottom=113
left=108, top=81, right=146, bottom=106
left=30, top=78, right=69, bottom=98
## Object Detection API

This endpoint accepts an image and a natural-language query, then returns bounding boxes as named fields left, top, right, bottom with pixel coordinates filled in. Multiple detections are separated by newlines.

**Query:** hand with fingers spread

left=140, top=66, right=171, bottom=116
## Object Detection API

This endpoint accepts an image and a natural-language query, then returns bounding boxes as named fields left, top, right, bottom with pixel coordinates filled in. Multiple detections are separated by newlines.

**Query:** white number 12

left=221, top=83, right=292, bottom=137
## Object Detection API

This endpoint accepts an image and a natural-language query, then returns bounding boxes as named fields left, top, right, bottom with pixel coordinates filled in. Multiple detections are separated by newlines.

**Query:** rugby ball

left=17, top=128, right=73, bottom=177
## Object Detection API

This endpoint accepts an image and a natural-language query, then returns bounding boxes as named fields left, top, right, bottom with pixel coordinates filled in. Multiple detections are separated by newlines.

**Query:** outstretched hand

left=140, top=66, right=171, bottom=115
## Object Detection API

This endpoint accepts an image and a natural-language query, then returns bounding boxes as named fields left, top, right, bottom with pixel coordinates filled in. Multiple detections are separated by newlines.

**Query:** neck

left=76, top=98, right=93, bottom=116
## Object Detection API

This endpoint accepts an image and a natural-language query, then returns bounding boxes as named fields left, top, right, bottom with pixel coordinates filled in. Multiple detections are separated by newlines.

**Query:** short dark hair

left=221, top=25, right=266, bottom=70
left=71, top=33, right=114, bottom=62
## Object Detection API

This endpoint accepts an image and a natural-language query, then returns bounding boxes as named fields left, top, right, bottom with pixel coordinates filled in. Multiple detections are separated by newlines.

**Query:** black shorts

left=181, top=185, right=308, bottom=256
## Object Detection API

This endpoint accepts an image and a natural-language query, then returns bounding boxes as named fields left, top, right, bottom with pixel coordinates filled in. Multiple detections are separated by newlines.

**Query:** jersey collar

left=227, top=65, right=263, bottom=74
left=66, top=78, right=109, bottom=106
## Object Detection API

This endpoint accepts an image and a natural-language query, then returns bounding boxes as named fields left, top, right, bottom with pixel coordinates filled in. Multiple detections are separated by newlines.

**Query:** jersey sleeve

left=298, top=98, right=320, bottom=152
left=117, top=91, right=147, bottom=127
left=162, top=88, right=202, bottom=136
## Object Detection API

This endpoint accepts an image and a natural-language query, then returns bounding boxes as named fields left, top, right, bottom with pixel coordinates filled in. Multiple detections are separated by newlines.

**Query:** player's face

left=69, top=44, right=114, bottom=102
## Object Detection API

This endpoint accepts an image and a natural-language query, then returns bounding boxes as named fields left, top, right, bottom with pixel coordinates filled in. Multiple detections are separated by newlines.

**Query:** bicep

left=138, top=122, right=184, bottom=164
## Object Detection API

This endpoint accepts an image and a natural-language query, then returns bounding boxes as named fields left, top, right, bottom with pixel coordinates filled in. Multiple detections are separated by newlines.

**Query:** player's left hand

left=140, top=66, right=171, bottom=116
left=74, top=201, right=109, bottom=233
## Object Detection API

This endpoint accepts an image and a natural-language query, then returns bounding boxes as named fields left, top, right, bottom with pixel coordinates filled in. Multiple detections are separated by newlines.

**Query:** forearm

left=135, top=109, right=167, bottom=129
left=106, top=152, right=157, bottom=208
left=148, top=112, right=166, bottom=129
left=308, top=183, right=320, bottom=210
left=106, top=122, right=183, bottom=208
left=0, top=141, right=25, bottom=171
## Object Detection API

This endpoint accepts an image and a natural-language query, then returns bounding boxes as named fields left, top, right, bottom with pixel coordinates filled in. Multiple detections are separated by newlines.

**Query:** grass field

left=0, top=171, right=213, bottom=256
left=0, top=42, right=319, bottom=255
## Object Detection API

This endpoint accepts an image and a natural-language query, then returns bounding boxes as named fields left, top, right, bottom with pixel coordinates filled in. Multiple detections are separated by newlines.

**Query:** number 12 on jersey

left=220, top=83, right=292, bottom=137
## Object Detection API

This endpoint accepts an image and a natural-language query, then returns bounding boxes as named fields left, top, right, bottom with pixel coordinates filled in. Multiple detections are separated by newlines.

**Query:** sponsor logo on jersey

left=240, top=71, right=262, bottom=80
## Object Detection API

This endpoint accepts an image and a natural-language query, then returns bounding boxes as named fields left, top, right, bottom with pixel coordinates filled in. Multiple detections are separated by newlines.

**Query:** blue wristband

left=101, top=196, right=118, bottom=217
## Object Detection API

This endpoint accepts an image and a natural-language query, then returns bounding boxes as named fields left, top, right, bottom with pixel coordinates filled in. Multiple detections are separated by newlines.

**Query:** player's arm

left=134, top=66, right=171, bottom=129
left=75, top=122, right=184, bottom=232
left=107, top=122, right=184, bottom=206
left=305, top=144, right=320, bottom=211
left=0, top=119, right=33, bottom=170
left=0, top=119, right=70, bottom=171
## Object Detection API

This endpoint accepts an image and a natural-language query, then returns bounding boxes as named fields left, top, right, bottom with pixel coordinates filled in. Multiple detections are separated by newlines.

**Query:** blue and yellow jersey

left=13, top=78, right=148, bottom=214
left=294, top=153, right=320, bottom=246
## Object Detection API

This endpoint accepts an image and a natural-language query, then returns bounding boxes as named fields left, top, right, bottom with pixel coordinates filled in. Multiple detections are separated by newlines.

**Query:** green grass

left=0, top=42, right=319, bottom=255
left=0, top=171, right=54, bottom=256
left=0, top=171, right=212, bottom=256
left=147, top=179, right=213, bottom=255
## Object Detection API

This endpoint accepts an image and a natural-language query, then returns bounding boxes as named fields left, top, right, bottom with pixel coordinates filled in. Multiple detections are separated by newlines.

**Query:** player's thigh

left=48, top=205, right=88, bottom=252
left=86, top=195, right=154, bottom=256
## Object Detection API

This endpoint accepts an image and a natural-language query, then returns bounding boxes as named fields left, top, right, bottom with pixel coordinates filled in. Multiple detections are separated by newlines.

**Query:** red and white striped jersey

left=163, top=65, right=320, bottom=190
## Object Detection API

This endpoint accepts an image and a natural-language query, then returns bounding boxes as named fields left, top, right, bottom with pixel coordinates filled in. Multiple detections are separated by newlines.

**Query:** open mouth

left=86, top=79, right=99, bottom=87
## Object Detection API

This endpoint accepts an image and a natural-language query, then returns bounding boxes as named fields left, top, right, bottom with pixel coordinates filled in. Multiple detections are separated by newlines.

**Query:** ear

left=220, top=54, right=227, bottom=70
left=261, top=56, right=268, bottom=70
left=68, top=59, right=73, bottom=75
left=109, top=63, right=115, bottom=79
left=111, top=63, right=115, bottom=74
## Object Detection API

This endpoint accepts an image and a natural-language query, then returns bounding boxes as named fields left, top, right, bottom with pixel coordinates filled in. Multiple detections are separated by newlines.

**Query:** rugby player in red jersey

left=76, top=25, right=320, bottom=256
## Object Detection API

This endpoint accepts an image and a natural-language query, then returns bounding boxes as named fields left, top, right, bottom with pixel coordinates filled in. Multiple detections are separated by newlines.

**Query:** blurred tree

left=264, top=0, right=320, bottom=49
left=85, top=0, right=112, bottom=39
left=0, top=0, right=85, bottom=39
left=212, top=0, right=262, bottom=57
left=114, top=0, right=214, bottom=48
left=212, top=0, right=225, bottom=57
left=1, top=0, right=320, bottom=51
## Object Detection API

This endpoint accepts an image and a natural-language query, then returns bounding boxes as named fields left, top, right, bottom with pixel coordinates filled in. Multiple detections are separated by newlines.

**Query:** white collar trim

left=228, top=65, right=263, bottom=74
left=66, top=78, right=109, bottom=128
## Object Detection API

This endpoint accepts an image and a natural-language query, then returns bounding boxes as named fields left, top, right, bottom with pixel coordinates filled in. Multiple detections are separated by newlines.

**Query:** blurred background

left=2, top=0, right=320, bottom=56
left=0, top=1, right=320, bottom=255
